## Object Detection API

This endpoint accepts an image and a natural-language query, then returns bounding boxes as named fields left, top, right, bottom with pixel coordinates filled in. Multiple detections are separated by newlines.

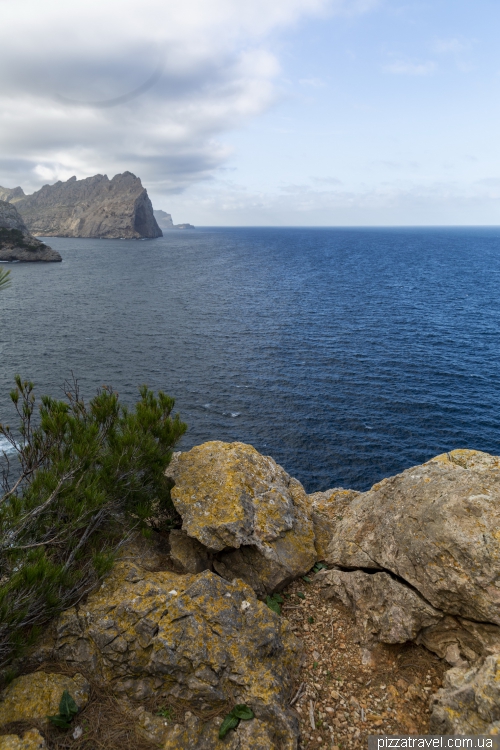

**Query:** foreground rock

left=0, top=173, right=161, bottom=239
left=41, top=553, right=300, bottom=748
left=168, top=441, right=318, bottom=596
left=430, top=654, right=500, bottom=734
left=0, top=671, right=89, bottom=726
left=0, top=201, right=61, bottom=262
left=327, top=450, right=500, bottom=626
left=0, top=729, right=46, bottom=749
left=320, top=569, right=443, bottom=646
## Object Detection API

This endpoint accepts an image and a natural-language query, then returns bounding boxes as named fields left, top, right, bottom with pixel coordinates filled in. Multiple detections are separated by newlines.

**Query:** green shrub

left=0, top=228, right=33, bottom=250
left=0, top=376, right=186, bottom=669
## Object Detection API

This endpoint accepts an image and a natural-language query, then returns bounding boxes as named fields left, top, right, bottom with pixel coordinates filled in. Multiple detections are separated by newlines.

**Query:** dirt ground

left=282, top=575, right=447, bottom=750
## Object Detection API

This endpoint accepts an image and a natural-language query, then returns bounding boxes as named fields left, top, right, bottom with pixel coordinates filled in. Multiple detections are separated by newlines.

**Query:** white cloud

left=433, top=37, right=473, bottom=55
left=384, top=60, right=437, bottom=76
left=159, top=175, right=500, bottom=226
left=0, top=0, right=374, bottom=195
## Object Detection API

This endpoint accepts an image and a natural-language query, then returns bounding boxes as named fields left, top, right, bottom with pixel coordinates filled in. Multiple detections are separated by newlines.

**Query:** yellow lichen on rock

left=0, top=730, right=46, bottom=750
left=429, top=449, right=500, bottom=471
left=169, top=441, right=298, bottom=551
left=0, top=672, right=89, bottom=727
left=45, top=555, right=300, bottom=745
left=169, top=441, right=318, bottom=594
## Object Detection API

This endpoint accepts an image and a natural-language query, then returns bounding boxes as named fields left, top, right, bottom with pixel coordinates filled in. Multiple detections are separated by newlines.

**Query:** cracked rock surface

left=319, top=569, right=443, bottom=646
left=430, top=654, right=500, bottom=734
left=38, top=552, right=301, bottom=748
left=327, top=449, right=500, bottom=626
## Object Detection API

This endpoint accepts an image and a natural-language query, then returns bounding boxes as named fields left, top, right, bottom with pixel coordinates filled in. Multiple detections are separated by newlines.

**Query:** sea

left=1, top=227, right=499, bottom=492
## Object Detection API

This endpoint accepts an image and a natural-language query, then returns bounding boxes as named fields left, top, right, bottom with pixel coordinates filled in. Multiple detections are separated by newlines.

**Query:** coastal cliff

left=0, top=172, right=162, bottom=239
left=154, top=209, right=195, bottom=230
left=0, top=200, right=61, bottom=262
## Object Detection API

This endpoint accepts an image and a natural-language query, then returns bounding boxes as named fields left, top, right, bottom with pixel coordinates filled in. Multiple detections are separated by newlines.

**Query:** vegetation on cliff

left=0, top=377, right=186, bottom=669
left=0, top=269, right=10, bottom=291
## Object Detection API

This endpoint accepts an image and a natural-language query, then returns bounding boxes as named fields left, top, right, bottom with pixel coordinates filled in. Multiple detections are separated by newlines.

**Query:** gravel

left=282, top=573, right=447, bottom=750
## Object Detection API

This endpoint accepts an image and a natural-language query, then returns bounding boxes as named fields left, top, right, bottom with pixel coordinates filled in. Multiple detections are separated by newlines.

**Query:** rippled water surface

left=1, top=227, right=500, bottom=491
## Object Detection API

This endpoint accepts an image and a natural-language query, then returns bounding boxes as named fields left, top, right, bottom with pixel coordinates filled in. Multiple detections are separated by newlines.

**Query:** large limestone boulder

left=46, top=555, right=300, bottom=747
left=327, top=449, right=500, bottom=626
left=430, top=654, right=500, bottom=734
left=169, top=442, right=318, bottom=596
left=0, top=671, right=89, bottom=727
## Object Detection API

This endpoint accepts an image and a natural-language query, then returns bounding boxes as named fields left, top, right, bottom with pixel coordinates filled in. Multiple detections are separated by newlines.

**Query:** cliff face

left=0, top=200, right=61, bottom=262
left=153, top=209, right=174, bottom=230
left=0, top=172, right=162, bottom=239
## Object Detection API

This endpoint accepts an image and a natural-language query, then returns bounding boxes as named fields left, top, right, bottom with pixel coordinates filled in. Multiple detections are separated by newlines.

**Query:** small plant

left=0, top=376, right=186, bottom=669
left=297, top=592, right=305, bottom=600
left=219, top=704, right=254, bottom=739
left=156, top=706, right=174, bottom=722
left=312, top=562, right=327, bottom=573
left=48, top=690, right=79, bottom=729
left=308, top=616, right=314, bottom=624
left=0, top=268, right=11, bottom=291
left=302, top=575, right=312, bottom=583
left=265, top=593, right=284, bottom=615
left=313, top=661, right=318, bottom=669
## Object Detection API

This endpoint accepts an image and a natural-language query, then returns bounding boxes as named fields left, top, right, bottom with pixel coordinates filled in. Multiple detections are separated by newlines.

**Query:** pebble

left=282, top=575, right=446, bottom=750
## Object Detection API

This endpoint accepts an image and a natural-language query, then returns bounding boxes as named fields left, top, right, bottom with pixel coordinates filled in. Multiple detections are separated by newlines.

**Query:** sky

left=1, top=0, right=500, bottom=225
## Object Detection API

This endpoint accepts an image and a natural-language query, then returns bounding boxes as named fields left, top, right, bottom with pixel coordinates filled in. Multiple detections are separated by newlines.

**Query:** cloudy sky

left=1, top=0, right=500, bottom=225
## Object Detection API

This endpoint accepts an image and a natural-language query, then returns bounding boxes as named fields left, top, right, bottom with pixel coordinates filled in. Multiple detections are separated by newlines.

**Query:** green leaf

left=232, top=705, right=254, bottom=721
left=48, top=715, right=71, bottom=730
left=302, top=575, right=312, bottom=583
left=313, top=562, right=327, bottom=572
left=297, top=592, right=305, bottom=599
left=218, top=714, right=239, bottom=739
left=265, top=595, right=282, bottom=615
left=59, top=690, right=78, bottom=719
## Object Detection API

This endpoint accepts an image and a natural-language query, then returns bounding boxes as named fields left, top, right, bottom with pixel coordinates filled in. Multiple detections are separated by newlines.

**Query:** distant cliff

left=0, top=172, right=162, bottom=239
left=153, top=209, right=174, bottom=231
left=154, top=209, right=195, bottom=231
left=0, top=200, right=61, bottom=262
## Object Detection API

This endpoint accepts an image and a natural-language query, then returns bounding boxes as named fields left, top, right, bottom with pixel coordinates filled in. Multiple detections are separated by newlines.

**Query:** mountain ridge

left=0, top=172, right=162, bottom=239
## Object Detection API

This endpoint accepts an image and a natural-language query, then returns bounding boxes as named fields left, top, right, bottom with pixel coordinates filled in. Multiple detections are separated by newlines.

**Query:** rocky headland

left=154, top=210, right=195, bottom=231
left=2, top=444, right=500, bottom=748
left=0, top=200, right=61, bottom=262
left=0, top=173, right=162, bottom=239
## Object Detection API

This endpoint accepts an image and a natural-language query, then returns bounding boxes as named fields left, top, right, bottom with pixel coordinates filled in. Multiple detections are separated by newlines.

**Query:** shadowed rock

left=430, top=654, right=500, bottom=734
left=0, top=200, right=61, bottom=262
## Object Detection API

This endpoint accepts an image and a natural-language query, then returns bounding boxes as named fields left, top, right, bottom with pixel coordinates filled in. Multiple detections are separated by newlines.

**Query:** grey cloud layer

left=0, top=0, right=374, bottom=194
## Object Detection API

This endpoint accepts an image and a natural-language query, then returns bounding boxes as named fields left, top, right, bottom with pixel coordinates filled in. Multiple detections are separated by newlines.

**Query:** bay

left=1, top=226, right=499, bottom=491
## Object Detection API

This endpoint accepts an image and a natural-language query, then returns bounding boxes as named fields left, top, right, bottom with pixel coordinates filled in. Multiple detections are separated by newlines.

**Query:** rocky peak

left=0, top=185, right=25, bottom=203
left=2, top=172, right=162, bottom=239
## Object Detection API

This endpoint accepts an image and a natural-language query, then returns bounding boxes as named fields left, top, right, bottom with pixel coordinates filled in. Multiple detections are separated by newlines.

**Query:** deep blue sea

left=1, top=227, right=500, bottom=492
